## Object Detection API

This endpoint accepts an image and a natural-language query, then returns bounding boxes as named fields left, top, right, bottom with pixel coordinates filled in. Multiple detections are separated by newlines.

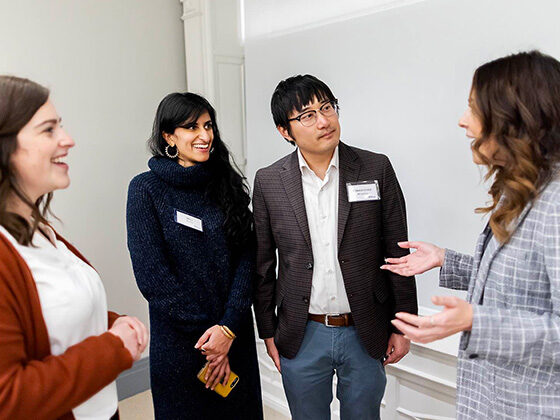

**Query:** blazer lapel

left=467, top=223, right=491, bottom=300
left=337, top=142, right=360, bottom=248
left=471, top=201, right=534, bottom=304
left=280, top=151, right=312, bottom=251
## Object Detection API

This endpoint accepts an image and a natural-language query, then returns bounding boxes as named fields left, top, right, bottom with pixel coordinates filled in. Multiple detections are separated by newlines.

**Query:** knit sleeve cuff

left=219, top=307, right=247, bottom=335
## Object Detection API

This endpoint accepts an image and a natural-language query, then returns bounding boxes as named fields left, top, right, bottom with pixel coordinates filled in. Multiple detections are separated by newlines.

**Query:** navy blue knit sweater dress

left=126, top=157, right=263, bottom=419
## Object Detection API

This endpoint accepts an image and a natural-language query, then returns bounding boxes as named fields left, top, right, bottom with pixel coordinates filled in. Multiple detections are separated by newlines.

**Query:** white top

left=298, top=146, right=351, bottom=314
left=0, top=225, right=118, bottom=420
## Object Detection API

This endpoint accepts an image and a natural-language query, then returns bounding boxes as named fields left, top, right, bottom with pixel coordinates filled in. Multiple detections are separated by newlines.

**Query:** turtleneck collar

left=148, top=156, right=212, bottom=189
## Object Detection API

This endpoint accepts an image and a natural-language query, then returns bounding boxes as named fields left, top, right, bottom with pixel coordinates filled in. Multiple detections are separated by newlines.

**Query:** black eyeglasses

left=288, top=99, right=339, bottom=127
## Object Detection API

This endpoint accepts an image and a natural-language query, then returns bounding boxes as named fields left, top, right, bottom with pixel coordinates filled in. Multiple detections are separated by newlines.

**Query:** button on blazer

left=253, top=142, right=418, bottom=359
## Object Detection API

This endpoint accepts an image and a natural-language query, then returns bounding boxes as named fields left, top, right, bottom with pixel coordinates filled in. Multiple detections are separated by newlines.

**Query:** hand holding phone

left=197, top=361, right=239, bottom=398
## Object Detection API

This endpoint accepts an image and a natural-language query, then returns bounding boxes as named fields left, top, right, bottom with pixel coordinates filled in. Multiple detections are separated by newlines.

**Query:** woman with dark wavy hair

left=382, top=50, right=560, bottom=418
left=126, top=92, right=262, bottom=419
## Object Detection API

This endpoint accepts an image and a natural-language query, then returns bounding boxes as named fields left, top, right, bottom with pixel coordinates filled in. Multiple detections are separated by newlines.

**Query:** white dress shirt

left=0, top=225, right=118, bottom=420
left=298, top=146, right=351, bottom=314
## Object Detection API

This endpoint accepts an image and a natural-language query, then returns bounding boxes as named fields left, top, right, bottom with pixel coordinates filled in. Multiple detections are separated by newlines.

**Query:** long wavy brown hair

left=471, top=50, right=560, bottom=243
left=0, top=75, right=54, bottom=245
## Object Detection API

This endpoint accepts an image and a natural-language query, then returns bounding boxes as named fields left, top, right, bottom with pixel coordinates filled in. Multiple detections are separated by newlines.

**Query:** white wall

left=0, top=0, right=187, bottom=348
left=243, top=0, right=560, bottom=417
left=244, top=0, right=560, bottom=310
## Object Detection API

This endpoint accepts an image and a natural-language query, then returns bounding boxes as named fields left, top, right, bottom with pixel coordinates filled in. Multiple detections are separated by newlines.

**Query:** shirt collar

left=297, top=146, right=339, bottom=175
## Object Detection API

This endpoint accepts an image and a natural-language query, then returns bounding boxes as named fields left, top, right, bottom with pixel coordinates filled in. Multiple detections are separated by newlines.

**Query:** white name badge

left=174, top=209, right=203, bottom=232
left=347, top=180, right=380, bottom=202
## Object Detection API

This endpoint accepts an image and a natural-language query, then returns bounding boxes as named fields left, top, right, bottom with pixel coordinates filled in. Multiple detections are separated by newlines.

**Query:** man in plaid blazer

left=252, top=74, right=418, bottom=419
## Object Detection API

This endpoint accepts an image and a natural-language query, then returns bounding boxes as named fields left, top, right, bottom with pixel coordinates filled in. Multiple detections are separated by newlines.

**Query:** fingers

left=267, top=349, right=281, bottom=373
left=383, top=346, right=396, bottom=366
left=205, top=361, right=220, bottom=385
left=384, top=339, right=394, bottom=356
left=208, top=355, right=224, bottom=367
left=391, top=319, right=437, bottom=344
left=380, top=264, right=412, bottom=276
left=273, top=354, right=281, bottom=373
left=394, top=312, right=425, bottom=328
left=431, top=295, right=459, bottom=307
left=389, top=350, right=406, bottom=365
left=384, top=256, right=408, bottom=264
left=108, top=322, right=139, bottom=360
left=194, top=329, right=212, bottom=349
left=398, top=241, right=425, bottom=249
left=208, top=360, right=226, bottom=390
left=222, top=361, right=231, bottom=386
left=125, top=316, right=149, bottom=352
left=384, top=350, right=406, bottom=366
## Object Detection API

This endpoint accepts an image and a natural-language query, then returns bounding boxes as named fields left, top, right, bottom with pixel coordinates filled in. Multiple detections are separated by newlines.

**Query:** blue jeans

left=280, top=321, right=386, bottom=420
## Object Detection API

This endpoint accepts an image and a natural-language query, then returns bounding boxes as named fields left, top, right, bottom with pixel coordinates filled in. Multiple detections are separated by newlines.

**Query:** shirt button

left=330, top=296, right=336, bottom=301
left=306, top=262, right=313, bottom=270
left=324, top=242, right=330, bottom=246
left=326, top=268, right=333, bottom=274
left=302, top=297, right=309, bottom=303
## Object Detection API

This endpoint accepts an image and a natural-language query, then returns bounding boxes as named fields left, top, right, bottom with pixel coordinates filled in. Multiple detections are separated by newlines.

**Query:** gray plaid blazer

left=253, top=142, right=417, bottom=359
left=441, top=176, right=560, bottom=419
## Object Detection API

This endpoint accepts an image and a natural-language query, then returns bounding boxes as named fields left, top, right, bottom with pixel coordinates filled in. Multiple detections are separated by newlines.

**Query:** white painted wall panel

left=244, top=0, right=560, bottom=417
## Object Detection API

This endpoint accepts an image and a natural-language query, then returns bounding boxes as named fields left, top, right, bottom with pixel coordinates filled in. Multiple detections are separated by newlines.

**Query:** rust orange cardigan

left=0, top=231, right=133, bottom=420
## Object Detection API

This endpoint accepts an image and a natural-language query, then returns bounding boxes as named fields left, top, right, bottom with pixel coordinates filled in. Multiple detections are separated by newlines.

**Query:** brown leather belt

left=308, top=313, right=354, bottom=327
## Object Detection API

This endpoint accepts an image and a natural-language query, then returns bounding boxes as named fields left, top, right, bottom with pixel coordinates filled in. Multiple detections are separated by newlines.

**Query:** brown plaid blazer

left=253, top=142, right=417, bottom=359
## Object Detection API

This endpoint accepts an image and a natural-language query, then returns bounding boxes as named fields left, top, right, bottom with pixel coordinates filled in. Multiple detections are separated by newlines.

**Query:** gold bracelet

left=222, top=325, right=236, bottom=339
left=220, top=325, right=236, bottom=340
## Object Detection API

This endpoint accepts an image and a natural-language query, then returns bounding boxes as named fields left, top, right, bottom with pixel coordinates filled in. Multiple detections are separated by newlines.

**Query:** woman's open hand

left=391, top=295, right=473, bottom=343
left=381, top=241, right=445, bottom=277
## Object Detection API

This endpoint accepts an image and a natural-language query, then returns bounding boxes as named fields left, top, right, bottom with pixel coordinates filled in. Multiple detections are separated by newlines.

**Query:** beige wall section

left=0, top=0, right=187, bottom=353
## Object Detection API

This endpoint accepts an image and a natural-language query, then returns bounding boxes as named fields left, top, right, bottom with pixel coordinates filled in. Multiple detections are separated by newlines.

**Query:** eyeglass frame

left=287, top=99, right=339, bottom=127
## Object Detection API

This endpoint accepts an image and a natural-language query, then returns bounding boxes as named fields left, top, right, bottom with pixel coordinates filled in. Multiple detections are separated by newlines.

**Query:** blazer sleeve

left=462, top=201, right=560, bottom=366
left=439, top=249, right=474, bottom=291
left=219, top=239, right=254, bottom=334
left=0, top=264, right=132, bottom=420
left=252, top=172, right=279, bottom=339
left=126, top=177, right=193, bottom=320
left=380, top=156, right=418, bottom=317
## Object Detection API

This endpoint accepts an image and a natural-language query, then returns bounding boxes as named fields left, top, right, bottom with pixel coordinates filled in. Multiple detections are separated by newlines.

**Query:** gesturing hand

left=381, top=241, right=445, bottom=277
left=391, top=295, right=473, bottom=344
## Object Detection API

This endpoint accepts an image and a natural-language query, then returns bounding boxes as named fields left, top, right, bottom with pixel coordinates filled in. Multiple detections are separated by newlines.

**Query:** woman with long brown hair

left=382, top=50, right=560, bottom=418
left=0, top=75, right=148, bottom=419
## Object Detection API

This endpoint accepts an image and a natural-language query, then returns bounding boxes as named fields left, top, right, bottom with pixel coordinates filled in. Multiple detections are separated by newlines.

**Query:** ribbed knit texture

left=126, top=157, right=262, bottom=419
left=127, top=157, right=251, bottom=332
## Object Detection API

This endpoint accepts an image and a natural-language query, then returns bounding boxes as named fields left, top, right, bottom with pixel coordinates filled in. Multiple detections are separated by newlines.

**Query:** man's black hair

left=270, top=74, right=336, bottom=145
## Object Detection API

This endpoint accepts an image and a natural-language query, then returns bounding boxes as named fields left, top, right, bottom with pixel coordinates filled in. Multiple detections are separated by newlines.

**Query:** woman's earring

left=210, top=147, right=214, bottom=154
left=165, top=144, right=179, bottom=158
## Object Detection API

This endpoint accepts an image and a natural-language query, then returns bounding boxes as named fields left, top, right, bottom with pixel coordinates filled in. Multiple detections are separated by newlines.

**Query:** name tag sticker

left=174, top=210, right=203, bottom=232
left=347, top=180, right=380, bottom=202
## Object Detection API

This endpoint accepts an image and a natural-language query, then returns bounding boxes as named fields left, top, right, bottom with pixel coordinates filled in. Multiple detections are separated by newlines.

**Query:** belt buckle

left=324, top=313, right=341, bottom=327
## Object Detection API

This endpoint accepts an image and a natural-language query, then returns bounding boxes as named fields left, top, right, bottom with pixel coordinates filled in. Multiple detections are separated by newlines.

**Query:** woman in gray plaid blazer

left=382, top=50, right=560, bottom=419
